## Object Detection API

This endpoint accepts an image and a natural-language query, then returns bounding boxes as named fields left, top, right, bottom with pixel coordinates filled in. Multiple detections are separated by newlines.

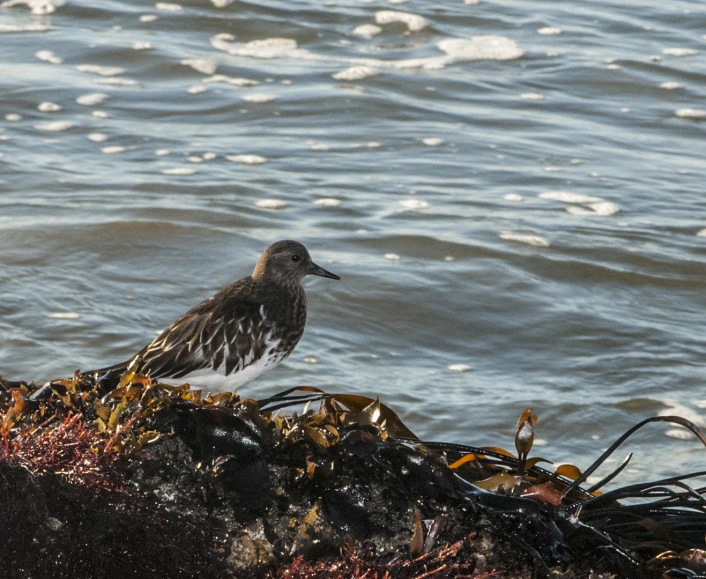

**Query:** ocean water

left=1, top=0, right=705, bottom=486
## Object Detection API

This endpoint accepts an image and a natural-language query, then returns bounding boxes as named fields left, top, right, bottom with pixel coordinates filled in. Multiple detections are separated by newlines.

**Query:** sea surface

left=1, top=0, right=705, bottom=486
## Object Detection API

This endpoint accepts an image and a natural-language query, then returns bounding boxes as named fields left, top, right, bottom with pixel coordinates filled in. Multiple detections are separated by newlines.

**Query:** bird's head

left=252, top=240, right=340, bottom=284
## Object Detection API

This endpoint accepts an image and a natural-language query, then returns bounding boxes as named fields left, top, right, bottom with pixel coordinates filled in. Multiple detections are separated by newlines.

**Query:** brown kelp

left=1, top=374, right=705, bottom=578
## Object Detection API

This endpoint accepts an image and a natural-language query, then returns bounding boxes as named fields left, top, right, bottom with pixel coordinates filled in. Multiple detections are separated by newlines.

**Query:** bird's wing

left=136, top=294, right=274, bottom=380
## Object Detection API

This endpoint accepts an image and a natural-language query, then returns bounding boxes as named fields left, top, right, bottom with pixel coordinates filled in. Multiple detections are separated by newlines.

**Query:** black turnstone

left=93, top=240, right=339, bottom=390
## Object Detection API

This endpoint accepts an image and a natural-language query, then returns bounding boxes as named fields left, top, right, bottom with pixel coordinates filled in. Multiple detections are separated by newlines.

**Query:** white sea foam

left=255, top=199, right=288, bottom=209
left=676, top=108, right=706, bottom=119
left=659, top=401, right=706, bottom=431
left=181, top=58, right=216, bottom=74
left=187, top=156, right=203, bottom=163
left=38, top=102, right=61, bottom=112
left=314, top=198, right=342, bottom=207
left=375, top=10, right=426, bottom=32
left=133, top=41, right=152, bottom=50
left=211, top=34, right=300, bottom=59
left=399, top=199, right=428, bottom=210
left=162, top=167, right=196, bottom=175
left=140, top=14, right=158, bottom=22
left=187, top=85, right=207, bottom=94
left=660, top=81, right=681, bottom=90
left=0, top=23, right=50, bottom=32
left=98, top=77, right=138, bottom=87
left=566, top=202, right=620, bottom=216
left=537, top=27, right=561, bottom=35
left=226, top=154, right=267, bottom=165
left=384, top=253, right=401, bottom=260
left=211, top=33, right=523, bottom=70
left=1, top=0, right=64, bottom=15
left=211, top=0, right=233, bottom=6
left=35, top=50, right=61, bottom=63
left=76, top=93, right=108, bottom=106
left=203, top=74, right=258, bottom=87
left=540, top=191, right=619, bottom=216
left=504, top=193, right=523, bottom=201
left=448, top=363, right=471, bottom=372
left=539, top=191, right=602, bottom=204
left=155, top=2, right=181, bottom=11
left=5, top=113, right=22, bottom=121
left=436, top=36, right=523, bottom=62
left=332, top=66, right=379, bottom=81
left=662, top=47, right=698, bottom=57
left=35, top=120, right=73, bottom=131
left=666, top=429, right=694, bottom=440
left=422, top=137, right=443, bottom=146
left=87, top=133, right=108, bottom=142
left=102, top=145, right=125, bottom=154
left=696, top=228, right=706, bottom=237
left=155, top=149, right=170, bottom=156
left=92, top=110, right=109, bottom=118
left=203, top=152, right=217, bottom=160
left=521, top=92, right=544, bottom=101
left=352, top=24, right=382, bottom=39
left=242, top=93, right=277, bottom=102
left=303, top=356, right=317, bottom=364
left=76, top=64, right=125, bottom=76
left=499, top=232, right=549, bottom=247
left=48, top=312, right=79, bottom=319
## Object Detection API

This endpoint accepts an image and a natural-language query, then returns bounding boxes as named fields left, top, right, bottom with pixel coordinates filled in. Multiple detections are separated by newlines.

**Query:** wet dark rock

left=164, top=404, right=272, bottom=463
left=0, top=460, right=230, bottom=579
left=322, top=488, right=370, bottom=540
left=1, top=380, right=705, bottom=578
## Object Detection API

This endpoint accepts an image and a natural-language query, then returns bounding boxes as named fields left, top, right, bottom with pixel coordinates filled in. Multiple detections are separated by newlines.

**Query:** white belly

left=170, top=348, right=285, bottom=392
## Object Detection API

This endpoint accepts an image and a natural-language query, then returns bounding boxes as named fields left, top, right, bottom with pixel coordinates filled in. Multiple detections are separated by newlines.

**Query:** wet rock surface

left=0, top=460, right=231, bottom=579
left=1, top=377, right=705, bottom=578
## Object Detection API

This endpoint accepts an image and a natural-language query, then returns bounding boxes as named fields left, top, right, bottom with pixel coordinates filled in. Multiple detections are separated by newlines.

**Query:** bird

left=91, top=240, right=340, bottom=391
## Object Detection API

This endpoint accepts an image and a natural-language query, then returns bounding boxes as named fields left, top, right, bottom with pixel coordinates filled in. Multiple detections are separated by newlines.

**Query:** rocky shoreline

left=1, top=375, right=705, bottom=578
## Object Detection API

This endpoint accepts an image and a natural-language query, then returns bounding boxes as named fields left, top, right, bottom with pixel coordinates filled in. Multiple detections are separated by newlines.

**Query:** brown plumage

left=92, top=240, right=339, bottom=390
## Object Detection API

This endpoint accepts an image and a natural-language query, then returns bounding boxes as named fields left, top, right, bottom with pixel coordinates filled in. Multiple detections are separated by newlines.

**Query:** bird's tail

left=84, top=360, right=130, bottom=379
left=2, top=360, right=133, bottom=402
left=84, top=354, right=147, bottom=393
left=84, top=363, right=129, bottom=392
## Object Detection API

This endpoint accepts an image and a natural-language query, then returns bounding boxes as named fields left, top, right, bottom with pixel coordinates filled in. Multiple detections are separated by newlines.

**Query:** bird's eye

left=291, top=254, right=300, bottom=262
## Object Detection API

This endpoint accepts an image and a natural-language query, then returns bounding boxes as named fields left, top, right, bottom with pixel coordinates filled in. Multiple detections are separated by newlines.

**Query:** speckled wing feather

left=94, top=278, right=276, bottom=381
left=138, top=290, right=274, bottom=379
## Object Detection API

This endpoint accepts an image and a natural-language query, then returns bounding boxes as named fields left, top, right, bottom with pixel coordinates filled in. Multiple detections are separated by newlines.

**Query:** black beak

left=309, top=262, right=340, bottom=280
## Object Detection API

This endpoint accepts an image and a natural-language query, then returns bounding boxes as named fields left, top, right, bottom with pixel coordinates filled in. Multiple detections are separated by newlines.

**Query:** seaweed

left=0, top=373, right=705, bottom=578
